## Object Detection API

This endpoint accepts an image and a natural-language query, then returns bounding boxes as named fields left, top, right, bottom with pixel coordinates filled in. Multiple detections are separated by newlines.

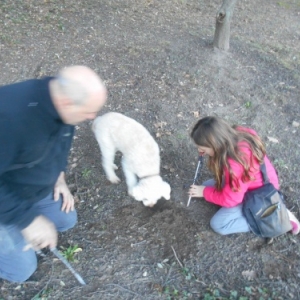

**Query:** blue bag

left=242, top=162, right=292, bottom=238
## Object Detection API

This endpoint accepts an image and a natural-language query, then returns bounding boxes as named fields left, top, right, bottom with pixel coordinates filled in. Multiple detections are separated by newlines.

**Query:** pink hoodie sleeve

left=203, top=157, right=251, bottom=207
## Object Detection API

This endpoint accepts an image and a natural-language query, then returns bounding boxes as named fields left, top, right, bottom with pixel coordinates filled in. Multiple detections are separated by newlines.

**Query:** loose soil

left=0, top=0, right=300, bottom=299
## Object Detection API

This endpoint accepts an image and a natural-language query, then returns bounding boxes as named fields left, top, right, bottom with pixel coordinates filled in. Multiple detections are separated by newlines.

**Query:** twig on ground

left=30, top=263, right=54, bottom=300
left=270, top=250, right=293, bottom=263
left=82, top=290, right=115, bottom=299
left=76, top=191, right=89, bottom=195
left=163, top=264, right=173, bottom=286
left=106, top=283, right=141, bottom=297
left=171, top=246, right=183, bottom=268
left=195, top=279, right=207, bottom=286
left=131, top=240, right=147, bottom=247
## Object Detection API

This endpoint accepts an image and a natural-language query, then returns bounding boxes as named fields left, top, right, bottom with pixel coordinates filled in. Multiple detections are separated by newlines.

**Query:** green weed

left=163, top=286, right=190, bottom=300
left=82, top=168, right=92, bottom=179
left=31, top=288, right=52, bottom=300
left=181, top=267, right=194, bottom=280
left=176, top=133, right=185, bottom=140
left=245, top=101, right=252, bottom=108
left=203, top=285, right=278, bottom=300
left=60, top=244, right=82, bottom=262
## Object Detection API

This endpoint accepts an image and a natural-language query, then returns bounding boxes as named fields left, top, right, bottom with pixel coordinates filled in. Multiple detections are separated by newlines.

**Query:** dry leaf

left=74, top=248, right=82, bottom=253
left=292, top=121, right=299, bottom=127
left=267, top=136, right=279, bottom=143
left=242, top=270, right=256, bottom=280
left=192, top=111, right=199, bottom=118
left=154, top=121, right=167, bottom=128
left=60, top=281, right=66, bottom=286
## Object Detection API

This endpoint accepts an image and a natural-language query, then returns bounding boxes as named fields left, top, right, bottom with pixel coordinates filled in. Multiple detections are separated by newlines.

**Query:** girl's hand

left=188, top=185, right=205, bottom=198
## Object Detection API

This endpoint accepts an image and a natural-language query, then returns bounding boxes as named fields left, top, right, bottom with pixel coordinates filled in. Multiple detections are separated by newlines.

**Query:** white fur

left=92, top=112, right=171, bottom=207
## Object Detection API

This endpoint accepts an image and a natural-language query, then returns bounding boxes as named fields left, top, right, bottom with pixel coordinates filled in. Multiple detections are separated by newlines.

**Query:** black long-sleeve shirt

left=0, top=77, right=74, bottom=229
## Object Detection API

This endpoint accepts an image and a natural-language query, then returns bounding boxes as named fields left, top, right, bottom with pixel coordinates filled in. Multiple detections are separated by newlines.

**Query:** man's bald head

left=50, top=66, right=107, bottom=125
left=56, top=65, right=106, bottom=105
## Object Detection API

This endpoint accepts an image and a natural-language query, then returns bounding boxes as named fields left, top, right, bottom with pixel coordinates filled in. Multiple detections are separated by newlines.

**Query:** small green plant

left=181, top=267, right=193, bottom=280
left=163, top=286, right=189, bottom=300
left=176, top=133, right=185, bottom=140
left=245, top=101, right=252, bottom=108
left=202, top=285, right=275, bottom=300
left=60, top=244, right=82, bottom=262
left=58, top=23, right=64, bottom=31
left=82, top=168, right=92, bottom=179
left=204, top=289, right=220, bottom=300
left=277, top=1, right=291, bottom=9
left=32, top=288, right=52, bottom=300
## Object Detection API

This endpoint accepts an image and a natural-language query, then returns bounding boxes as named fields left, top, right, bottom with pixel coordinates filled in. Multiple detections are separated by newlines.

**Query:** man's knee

left=57, top=209, right=77, bottom=232
left=0, top=250, right=37, bottom=283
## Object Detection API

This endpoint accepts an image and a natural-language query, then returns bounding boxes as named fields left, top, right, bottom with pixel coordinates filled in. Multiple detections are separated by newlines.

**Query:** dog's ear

left=162, top=181, right=171, bottom=200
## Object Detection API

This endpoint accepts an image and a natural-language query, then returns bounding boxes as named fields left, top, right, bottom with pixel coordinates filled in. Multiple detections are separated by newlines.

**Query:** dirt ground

left=1, top=0, right=300, bottom=299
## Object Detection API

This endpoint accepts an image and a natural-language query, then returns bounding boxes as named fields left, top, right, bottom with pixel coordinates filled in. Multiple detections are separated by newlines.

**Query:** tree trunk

left=213, top=0, right=238, bottom=51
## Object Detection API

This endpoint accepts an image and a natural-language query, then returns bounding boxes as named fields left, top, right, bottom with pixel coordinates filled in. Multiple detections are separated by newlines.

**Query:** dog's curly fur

left=92, top=112, right=171, bottom=207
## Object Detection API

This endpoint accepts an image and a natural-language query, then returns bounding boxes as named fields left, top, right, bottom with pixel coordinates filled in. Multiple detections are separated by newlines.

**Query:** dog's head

left=131, top=176, right=171, bottom=207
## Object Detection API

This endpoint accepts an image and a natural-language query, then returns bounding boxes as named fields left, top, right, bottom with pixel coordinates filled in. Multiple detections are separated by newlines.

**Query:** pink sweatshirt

left=203, top=128, right=279, bottom=208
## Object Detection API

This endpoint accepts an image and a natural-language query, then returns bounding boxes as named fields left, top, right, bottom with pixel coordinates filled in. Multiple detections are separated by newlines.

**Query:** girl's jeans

left=0, top=193, right=77, bottom=283
left=203, top=179, right=250, bottom=235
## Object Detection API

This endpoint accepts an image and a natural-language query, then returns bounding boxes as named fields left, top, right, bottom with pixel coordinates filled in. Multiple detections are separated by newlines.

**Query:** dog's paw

left=128, top=188, right=134, bottom=197
left=107, top=175, right=121, bottom=184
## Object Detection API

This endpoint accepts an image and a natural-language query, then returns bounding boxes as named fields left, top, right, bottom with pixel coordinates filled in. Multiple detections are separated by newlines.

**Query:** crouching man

left=0, top=65, right=107, bottom=282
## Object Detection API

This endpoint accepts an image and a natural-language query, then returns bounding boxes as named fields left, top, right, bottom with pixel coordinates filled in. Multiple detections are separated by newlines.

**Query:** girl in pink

left=188, top=116, right=299, bottom=235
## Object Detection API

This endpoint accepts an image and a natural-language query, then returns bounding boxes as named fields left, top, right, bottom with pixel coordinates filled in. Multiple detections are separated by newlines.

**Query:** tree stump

left=213, top=0, right=238, bottom=51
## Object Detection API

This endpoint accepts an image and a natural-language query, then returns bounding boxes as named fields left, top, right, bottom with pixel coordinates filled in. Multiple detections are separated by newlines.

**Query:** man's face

left=60, top=89, right=107, bottom=125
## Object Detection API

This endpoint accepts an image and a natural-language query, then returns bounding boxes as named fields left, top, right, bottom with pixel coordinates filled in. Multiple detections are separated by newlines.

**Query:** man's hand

left=54, top=171, right=74, bottom=213
left=21, top=215, right=57, bottom=251
left=188, top=185, right=205, bottom=198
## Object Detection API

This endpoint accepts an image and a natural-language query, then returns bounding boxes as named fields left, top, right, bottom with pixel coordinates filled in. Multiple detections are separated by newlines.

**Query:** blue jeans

left=203, top=179, right=250, bottom=235
left=0, top=193, right=77, bottom=283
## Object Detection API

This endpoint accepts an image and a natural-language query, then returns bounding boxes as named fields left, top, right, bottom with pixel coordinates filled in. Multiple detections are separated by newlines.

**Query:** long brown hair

left=191, top=116, right=266, bottom=191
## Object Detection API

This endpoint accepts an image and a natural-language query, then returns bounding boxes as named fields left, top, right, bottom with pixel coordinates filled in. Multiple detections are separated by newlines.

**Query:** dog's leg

left=98, top=142, right=120, bottom=184
left=121, top=157, right=138, bottom=195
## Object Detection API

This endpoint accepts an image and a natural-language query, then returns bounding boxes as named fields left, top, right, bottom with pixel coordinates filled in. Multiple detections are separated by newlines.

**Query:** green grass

left=278, top=0, right=300, bottom=8
left=31, top=288, right=52, bottom=300
left=82, top=168, right=92, bottom=179
left=163, top=286, right=190, bottom=300
left=245, top=101, right=252, bottom=108
left=60, top=244, right=82, bottom=262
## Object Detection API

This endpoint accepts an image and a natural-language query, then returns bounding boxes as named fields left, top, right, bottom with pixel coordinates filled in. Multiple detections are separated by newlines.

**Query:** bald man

left=0, top=66, right=107, bottom=282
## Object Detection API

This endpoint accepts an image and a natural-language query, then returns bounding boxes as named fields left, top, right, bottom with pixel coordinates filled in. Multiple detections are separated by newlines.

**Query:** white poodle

left=92, top=112, right=171, bottom=207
